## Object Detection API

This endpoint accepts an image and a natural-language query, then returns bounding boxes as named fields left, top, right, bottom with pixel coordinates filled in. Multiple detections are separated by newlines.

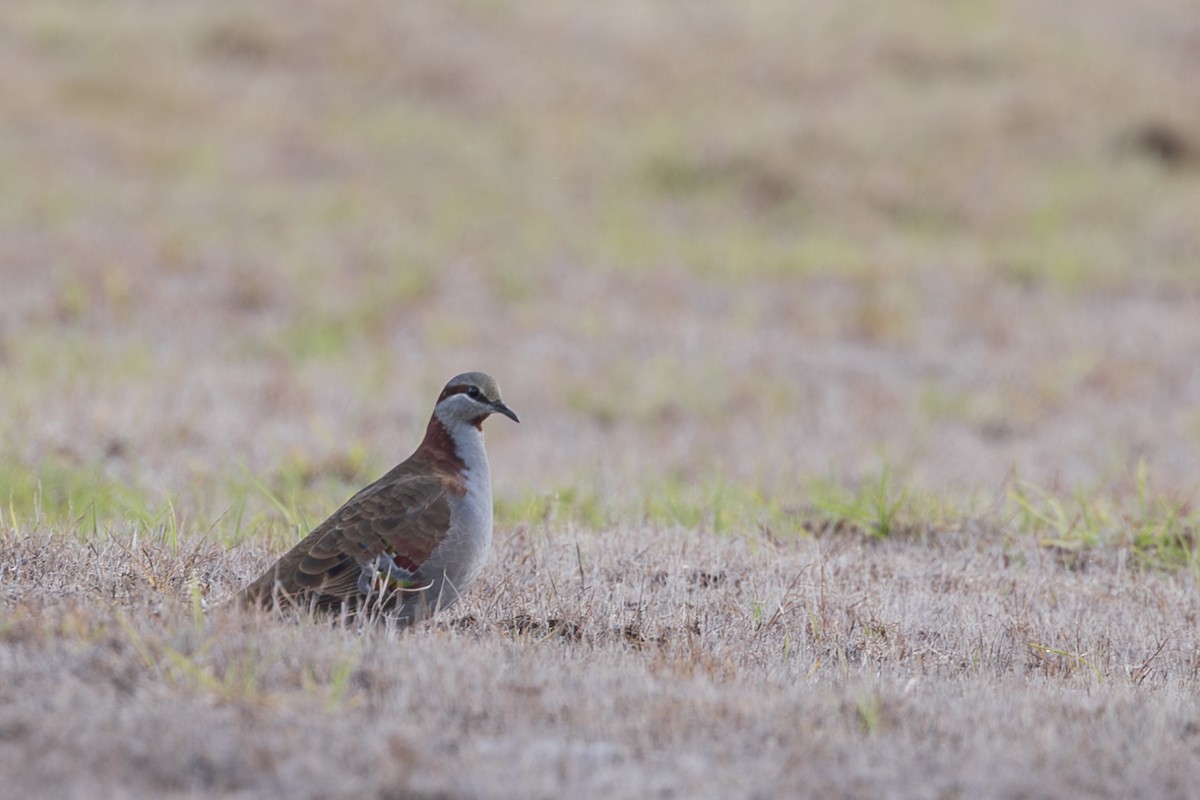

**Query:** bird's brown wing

left=241, top=468, right=453, bottom=608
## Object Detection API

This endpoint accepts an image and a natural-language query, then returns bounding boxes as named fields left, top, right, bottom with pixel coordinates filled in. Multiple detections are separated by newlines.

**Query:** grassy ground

left=2, top=1, right=1200, bottom=797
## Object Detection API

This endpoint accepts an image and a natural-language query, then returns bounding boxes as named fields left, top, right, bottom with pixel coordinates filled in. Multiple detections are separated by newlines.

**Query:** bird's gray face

left=435, top=372, right=519, bottom=427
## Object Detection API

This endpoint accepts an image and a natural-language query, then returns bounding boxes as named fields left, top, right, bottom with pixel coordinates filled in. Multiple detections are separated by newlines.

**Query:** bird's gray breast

left=437, top=461, right=494, bottom=589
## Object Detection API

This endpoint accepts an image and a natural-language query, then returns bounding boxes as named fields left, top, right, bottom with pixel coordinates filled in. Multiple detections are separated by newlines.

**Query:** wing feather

left=242, top=468, right=453, bottom=609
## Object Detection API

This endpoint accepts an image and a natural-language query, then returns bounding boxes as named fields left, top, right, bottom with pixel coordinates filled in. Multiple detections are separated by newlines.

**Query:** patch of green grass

left=1, top=455, right=131, bottom=534
left=499, top=473, right=810, bottom=538
left=1008, top=479, right=1104, bottom=550
left=273, top=262, right=440, bottom=362
left=15, top=327, right=158, bottom=383
left=221, top=444, right=373, bottom=547
left=0, top=455, right=211, bottom=552
left=496, top=484, right=610, bottom=530
left=591, top=177, right=875, bottom=282
left=639, top=474, right=802, bottom=536
left=279, top=313, right=362, bottom=361
left=1124, top=462, right=1199, bottom=570
left=685, top=227, right=874, bottom=281
left=992, top=161, right=1197, bottom=292
left=1008, top=461, right=1200, bottom=570
left=808, top=468, right=914, bottom=539
left=918, top=380, right=975, bottom=424
left=563, top=356, right=742, bottom=428
left=500, top=468, right=996, bottom=545
left=853, top=691, right=885, bottom=735
left=0, top=448, right=353, bottom=552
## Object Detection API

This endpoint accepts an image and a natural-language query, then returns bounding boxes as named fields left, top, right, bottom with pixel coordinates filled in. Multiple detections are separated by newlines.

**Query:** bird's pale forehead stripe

left=437, top=372, right=502, bottom=403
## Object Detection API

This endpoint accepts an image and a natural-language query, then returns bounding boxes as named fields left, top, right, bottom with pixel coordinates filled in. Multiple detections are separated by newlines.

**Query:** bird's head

left=433, top=372, right=519, bottom=430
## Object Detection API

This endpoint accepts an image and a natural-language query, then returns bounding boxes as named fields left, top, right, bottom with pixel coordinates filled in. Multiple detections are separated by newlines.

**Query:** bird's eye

left=466, top=386, right=481, bottom=399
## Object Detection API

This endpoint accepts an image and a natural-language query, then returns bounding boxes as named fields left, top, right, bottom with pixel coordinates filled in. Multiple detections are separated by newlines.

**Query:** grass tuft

left=1008, top=461, right=1200, bottom=570
left=807, top=468, right=913, bottom=539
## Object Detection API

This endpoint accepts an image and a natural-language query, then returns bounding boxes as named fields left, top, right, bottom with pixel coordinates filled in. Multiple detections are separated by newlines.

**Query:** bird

left=241, top=371, right=518, bottom=624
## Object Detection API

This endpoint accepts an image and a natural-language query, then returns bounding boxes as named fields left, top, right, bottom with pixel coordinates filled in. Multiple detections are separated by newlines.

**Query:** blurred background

left=2, top=0, right=1199, bottom=530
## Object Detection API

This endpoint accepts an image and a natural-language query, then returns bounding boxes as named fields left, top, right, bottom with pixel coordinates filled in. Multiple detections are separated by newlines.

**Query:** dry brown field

left=2, top=1, right=1200, bottom=797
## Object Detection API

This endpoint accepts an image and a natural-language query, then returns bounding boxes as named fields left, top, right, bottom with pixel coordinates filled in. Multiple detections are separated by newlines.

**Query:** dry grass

left=3, top=0, right=1200, bottom=797
left=4, top=521, right=1200, bottom=799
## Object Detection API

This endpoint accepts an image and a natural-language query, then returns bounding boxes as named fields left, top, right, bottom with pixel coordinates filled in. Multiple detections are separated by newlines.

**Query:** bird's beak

left=492, top=400, right=519, bottom=423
